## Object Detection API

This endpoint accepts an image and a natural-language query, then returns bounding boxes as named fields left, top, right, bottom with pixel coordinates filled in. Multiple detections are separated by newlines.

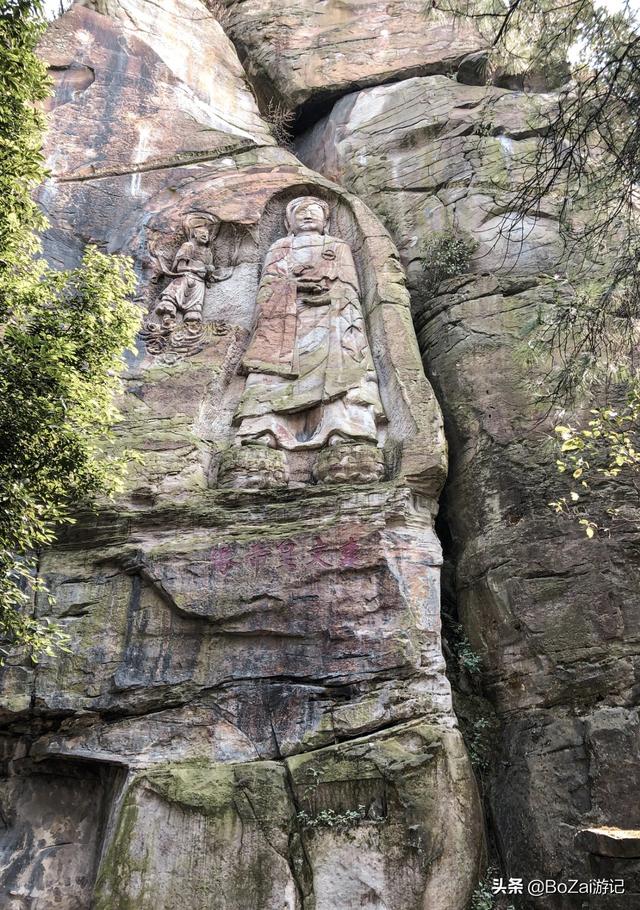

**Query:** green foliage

left=466, top=716, right=494, bottom=772
left=549, top=385, right=640, bottom=536
left=420, top=231, right=477, bottom=299
left=517, top=270, right=640, bottom=541
left=0, top=0, right=50, bottom=278
left=445, top=617, right=484, bottom=676
left=470, top=875, right=496, bottom=910
left=458, top=636, right=483, bottom=675
left=469, top=868, right=516, bottom=910
left=0, top=0, right=139, bottom=662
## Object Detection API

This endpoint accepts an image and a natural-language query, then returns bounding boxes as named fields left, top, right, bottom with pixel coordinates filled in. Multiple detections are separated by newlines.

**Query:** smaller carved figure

left=155, top=214, right=216, bottom=329
left=141, top=212, right=231, bottom=357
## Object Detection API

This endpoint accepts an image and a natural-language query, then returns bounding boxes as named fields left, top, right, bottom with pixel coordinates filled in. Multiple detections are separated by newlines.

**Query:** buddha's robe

left=234, top=232, right=384, bottom=450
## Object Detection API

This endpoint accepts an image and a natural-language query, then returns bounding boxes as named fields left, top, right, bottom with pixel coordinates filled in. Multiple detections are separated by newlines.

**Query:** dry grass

left=264, top=99, right=296, bottom=148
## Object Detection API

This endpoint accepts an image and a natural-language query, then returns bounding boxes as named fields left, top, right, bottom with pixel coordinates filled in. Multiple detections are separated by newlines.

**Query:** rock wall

left=297, top=56, right=640, bottom=907
left=0, top=2, right=486, bottom=908
left=216, top=0, right=486, bottom=119
left=2, top=0, right=638, bottom=906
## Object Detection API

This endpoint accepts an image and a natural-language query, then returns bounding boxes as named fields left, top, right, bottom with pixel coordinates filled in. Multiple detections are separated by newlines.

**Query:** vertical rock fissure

left=268, top=714, right=316, bottom=909
left=434, top=477, right=503, bottom=878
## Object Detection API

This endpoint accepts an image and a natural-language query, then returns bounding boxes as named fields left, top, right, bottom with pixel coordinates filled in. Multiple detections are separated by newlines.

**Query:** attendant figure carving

left=221, top=196, right=385, bottom=488
left=141, top=212, right=231, bottom=357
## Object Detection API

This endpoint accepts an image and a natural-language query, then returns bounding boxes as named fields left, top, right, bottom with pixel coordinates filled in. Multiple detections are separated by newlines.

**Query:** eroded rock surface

left=298, top=74, right=640, bottom=903
left=297, top=74, right=560, bottom=284
left=0, top=3, right=484, bottom=908
left=40, top=0, right=273, bottom=183
left=91, top=723, right=482, bottom=909
left=217, top=0, right=486, bottom=116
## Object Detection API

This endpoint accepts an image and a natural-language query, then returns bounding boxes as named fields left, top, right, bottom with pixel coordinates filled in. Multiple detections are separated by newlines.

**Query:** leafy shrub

left=297, top=806, right=367, bottom=830
left=420, top=231, right=477, bottom=299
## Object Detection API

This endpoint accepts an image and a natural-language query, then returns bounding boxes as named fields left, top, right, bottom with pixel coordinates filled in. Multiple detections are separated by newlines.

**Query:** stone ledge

left=575, top=826, right=640, bottom=858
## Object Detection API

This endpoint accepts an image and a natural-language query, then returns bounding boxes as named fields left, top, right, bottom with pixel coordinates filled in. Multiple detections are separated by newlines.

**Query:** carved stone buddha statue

left=154, top=213, right=216, bottom=328
left=221, top=196, right=386, bottom=488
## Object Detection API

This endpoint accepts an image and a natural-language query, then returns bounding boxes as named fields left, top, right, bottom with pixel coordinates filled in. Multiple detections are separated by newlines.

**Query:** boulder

left=216, top=0, right=486, bottom=116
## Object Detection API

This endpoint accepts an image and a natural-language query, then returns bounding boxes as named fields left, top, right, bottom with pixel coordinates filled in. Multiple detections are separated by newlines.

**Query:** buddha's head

left=286, top=196, right=330, bottom=235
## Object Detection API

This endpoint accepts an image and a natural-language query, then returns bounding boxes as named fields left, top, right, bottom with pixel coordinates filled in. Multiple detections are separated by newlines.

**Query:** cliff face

left=0, top=2, right=482, bottom=908
left=0, top=1, right=638, bottom=908
left=297, top=48, right=640, bottom=905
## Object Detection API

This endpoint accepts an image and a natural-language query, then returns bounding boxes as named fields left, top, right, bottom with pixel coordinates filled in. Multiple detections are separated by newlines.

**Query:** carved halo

left=284, top=196, right=330, bottom=234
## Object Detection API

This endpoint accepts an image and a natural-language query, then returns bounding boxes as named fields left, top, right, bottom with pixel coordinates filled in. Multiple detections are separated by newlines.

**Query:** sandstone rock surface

left=297, top=74, right=561, bottom=284
left=0, top=3, right=485, bottom=908
left=40, top=0, right=273, bottom=182
left=298, top=74, right=640, bottom=904
left=218, top=0, right=486, bottom=114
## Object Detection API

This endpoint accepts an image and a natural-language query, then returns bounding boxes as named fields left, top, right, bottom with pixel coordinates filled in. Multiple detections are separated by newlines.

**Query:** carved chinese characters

left=221, top=196, right=386, bottom=489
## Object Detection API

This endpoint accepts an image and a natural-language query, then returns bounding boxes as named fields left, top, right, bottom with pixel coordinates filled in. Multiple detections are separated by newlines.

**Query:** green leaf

left=0, top=2, right=140, bottom=664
